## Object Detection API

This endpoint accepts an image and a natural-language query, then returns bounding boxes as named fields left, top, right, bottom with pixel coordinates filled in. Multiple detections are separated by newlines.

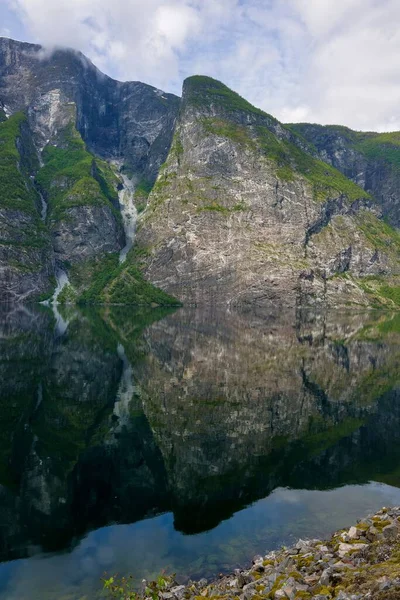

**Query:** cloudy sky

left=1, top=0, right=400, bottom=131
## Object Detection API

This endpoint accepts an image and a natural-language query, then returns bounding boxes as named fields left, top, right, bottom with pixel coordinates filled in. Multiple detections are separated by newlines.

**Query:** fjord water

left=1, top=307, right=400, bottom=599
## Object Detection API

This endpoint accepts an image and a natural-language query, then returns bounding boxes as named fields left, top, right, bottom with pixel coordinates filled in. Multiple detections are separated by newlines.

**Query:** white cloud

left=5, top=0, right=400, bottom=131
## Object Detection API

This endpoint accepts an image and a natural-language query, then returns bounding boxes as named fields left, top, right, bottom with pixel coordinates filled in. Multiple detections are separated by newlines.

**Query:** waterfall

left=51, top=269, right=70, bottom=335
left=30, top=174, right=47, bottom=221
left=52, top=269, right=69, bottom=304
left=39, top=191, right=47, bottom=221
left=113, top=343, right=135, bottom=423
left=118, top=174, right=137, bottom=263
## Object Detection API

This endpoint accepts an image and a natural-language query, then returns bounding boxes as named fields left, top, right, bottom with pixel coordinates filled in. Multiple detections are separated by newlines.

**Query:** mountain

left=135, top=76, right=400, bottom=310
left=2, top=305, right=400, bottom=563
left=1, top=37, right=400, bottom=309
left=0, top=37, right=179, bottom=304
left=289, top=123, right=400, bottom=228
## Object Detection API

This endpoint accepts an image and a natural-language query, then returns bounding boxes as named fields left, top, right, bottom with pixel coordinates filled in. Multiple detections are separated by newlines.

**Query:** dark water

left=1, top=305, right=400, bottom=599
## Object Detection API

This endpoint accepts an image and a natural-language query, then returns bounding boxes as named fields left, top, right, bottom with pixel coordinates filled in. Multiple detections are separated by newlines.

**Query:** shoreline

left=113, top=507, right=400, bottom=600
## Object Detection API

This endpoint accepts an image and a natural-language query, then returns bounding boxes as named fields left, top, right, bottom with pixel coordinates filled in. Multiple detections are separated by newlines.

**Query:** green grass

left=57, top=284, right=77, bottom=304
left=36, top=122, right=121, bottom=223
left=135, top=178, right=153, bottom=198
left=378, top=284, right=400, bottom=305
left=75, top=249, right=180, bottom=306
left=102, top=262, right=180, bottom=305
left=255, top=126, right=369, bottom=201
left=70, top=253, right=120, bottom=299
left=0, top=112, right=40, bottom=214
left=199, top=112, right=368, bottom=202
left=356, top=211, right=400, bottom=255
left=291, top=123, right=400, bottom=171
left=202, top=118, right=251, bottom=146
left=185, top=75, right=278, bottom=122
left=354, top=275, right=400, bottom=308
left=354, top=132, right=400, bottom=168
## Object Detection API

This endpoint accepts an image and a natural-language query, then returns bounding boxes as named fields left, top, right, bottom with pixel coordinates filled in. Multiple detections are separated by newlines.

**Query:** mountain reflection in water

left=1, top=305, right=400, bottom=599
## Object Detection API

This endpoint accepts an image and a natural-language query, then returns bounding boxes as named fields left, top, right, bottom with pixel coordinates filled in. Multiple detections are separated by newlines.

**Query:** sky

left=1, top=0, right=400, bottom=131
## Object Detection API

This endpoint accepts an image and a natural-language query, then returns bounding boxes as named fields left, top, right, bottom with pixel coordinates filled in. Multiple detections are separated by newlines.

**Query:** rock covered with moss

left=136, top=76, right=400, bottom=311
left=289, top=124, right=400, bottom=230
left=0, top=112, right=54, bottom=302
left=131, top=508, right=400, bottom=600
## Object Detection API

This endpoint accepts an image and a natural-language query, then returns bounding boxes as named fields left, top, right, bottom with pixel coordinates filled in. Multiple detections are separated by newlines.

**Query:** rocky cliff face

left=1, top=37, right=400, bottom=308
left=1, top=305, right=400, bottom=559
left=135, top=308, right=400, bottom=532
left=0, top=112, right=54, bottom=302
left=290, top=123, right=400, bottom=229
left=0, top=37, right=180, bottom=303
left=0, top=37, right=179, bottom=184
left=136, top=76, right=400, bottom=310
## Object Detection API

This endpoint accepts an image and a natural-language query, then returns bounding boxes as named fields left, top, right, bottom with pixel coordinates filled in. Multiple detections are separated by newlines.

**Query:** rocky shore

left=115, top=507, right=400, bottom=600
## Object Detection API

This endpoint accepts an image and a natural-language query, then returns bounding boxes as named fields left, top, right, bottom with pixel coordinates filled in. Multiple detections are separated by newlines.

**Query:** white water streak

left=39, top=191, right=47, bottom=221
left=52, top=269, right=70, bottom=335
left=114, top=343, right=135, bottom=422
left=118, top=175, right=137, bottom=263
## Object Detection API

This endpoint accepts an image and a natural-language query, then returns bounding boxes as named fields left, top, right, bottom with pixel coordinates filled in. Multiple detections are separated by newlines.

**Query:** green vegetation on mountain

left=184, top=78, right=367, bottom=203
left=354, top=131, right=400, bottom=168
left=0, top=110, right=52, bottom=287
left=66, top=250, right=180, bottom=306
left=134, top=178, right=153, bottom=212
left=185, top=75, right=278, bottom=122
left=354, top=276, right=400, bottom=308
left=256, top=126, right=368, bottom=201
left=201, top=115, right=368, bottom=202
left=0, top=112, right=40, bottom=215
left=291, top=123, right=400, bottom=171
left=36, top=121, right=122, bottom=223
left=356, top=211, right=400, bottom=257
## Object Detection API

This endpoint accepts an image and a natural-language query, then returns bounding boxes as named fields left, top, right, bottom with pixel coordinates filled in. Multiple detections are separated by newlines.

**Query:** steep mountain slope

left=0, top=37, right=180, bottom=304
left=1, top=36, right=400, bottom=309
left=0, top=37, right=179, bottom=184
left=0, top=112, right=54, bottom=302
left=135, top=76, right=400, bottom=310
left=2, top=305, right=400, bottom=560
left=290, top=123, right=400, bottom=229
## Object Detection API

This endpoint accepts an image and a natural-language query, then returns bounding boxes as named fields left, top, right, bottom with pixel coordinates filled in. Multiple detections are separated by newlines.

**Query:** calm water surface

left=1, top=305, right=400, bottom=599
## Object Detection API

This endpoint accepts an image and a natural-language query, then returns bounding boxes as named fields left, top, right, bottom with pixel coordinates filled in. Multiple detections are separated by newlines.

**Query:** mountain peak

left=182, top=75, right=277, bottom=123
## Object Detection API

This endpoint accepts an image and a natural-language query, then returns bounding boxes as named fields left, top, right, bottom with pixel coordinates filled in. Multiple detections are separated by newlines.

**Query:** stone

left=170, top=586, right=186, bottom=600
left=378, top=576, right=392, bottom=591
left=382, top=523, right=400, bottom=541
left=281, top=586, right=295, bottom=600
left=237, top=573, right=252, bottom=588
left=348, top=527, right=359, bottom=540
left=251, top=564, right=265, bottom=573
left=338, top=543, right=367, bottom=557
left=320, top=569, right=332, bottom=586
left=366, top=526, right=381, bottom=541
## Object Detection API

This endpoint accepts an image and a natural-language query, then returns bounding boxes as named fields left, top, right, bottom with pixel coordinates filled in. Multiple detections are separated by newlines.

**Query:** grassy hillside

left=64, top=250, right=180, bottom=306
left=185, top=77, right=368, bottom=203
left=36, top=120, right=122, bottom=224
